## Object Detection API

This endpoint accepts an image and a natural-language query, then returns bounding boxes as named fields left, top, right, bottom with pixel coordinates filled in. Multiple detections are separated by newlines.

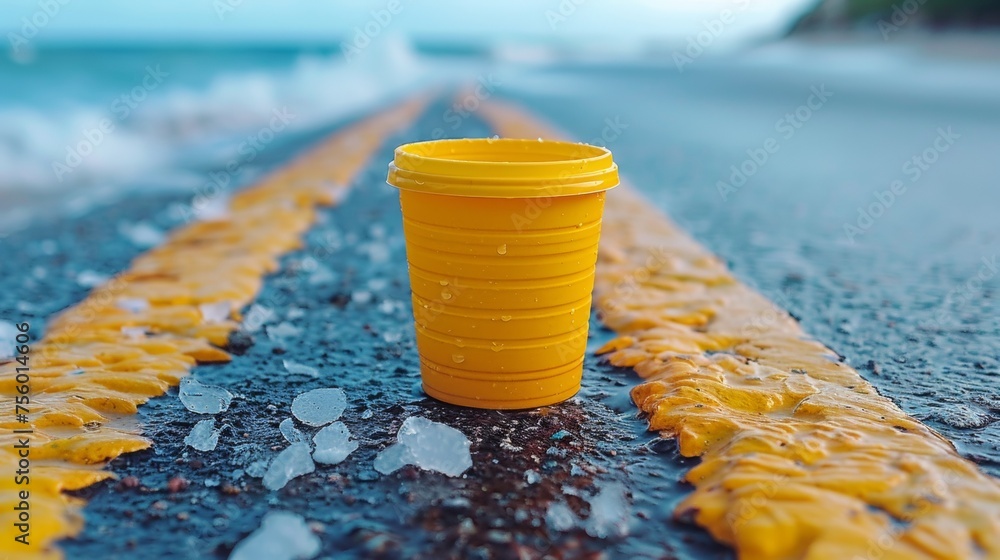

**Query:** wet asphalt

left=5, top=100, right=729, bottom=559
left=5, top=51, right=998, bottom=558
left=496, top=55, right=1000, bottom=477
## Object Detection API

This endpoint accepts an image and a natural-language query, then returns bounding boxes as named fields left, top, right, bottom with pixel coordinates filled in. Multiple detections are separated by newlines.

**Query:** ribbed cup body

left=386, top=137, right=618, bottom=409
left=400, top=189, right=606, bottom=409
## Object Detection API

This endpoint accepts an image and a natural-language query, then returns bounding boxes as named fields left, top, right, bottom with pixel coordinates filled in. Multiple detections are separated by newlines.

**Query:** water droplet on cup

left=452, top=354, right=465, bottom=364
left=497, top=244, right=507, bottom=255
left=491, top=342, right=504, bottom=352
left=439, top=280, right=449, bottom=286
left=500, top=315, right=512, bottom=322
left=441, top=291, right=452, bottom=300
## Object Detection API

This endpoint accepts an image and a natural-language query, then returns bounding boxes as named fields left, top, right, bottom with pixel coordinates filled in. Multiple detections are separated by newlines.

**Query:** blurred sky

left=2, top=0, right=815, bottom=48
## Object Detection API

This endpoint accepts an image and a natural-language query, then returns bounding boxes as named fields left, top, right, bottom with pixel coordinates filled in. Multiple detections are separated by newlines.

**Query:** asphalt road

left=12, top=101, right=726, bottom=559
left=3, top=42, right=999, bottom=559
left=493, top=43, right=1000, bottom=476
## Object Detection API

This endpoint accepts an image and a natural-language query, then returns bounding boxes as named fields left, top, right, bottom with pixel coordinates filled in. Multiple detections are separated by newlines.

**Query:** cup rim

left=387, top=138, right=619, bottom=198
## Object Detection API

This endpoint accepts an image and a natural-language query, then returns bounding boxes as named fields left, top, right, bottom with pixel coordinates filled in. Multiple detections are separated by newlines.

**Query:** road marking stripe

left=478, top=99, right=1000, bottom=560
left=0, top=96, right=427, bottom=560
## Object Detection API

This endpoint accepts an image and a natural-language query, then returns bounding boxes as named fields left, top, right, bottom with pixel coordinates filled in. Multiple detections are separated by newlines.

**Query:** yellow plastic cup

left=386, top=138, right=619, bottom=409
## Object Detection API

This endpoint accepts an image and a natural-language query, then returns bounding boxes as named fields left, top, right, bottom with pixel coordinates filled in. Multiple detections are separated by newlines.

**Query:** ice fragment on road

left=546, top=502, right=577, bottom=532
left=119, top=221, right=165, bottom=247
left=0, top=321, right=17, bottom=358
left=199, top=301, right=231, bottom=323
left=373, top=443, right=414, bottom=475
left=179, top=377, right=233, bottom=414
left=283, top=360, right=319, bottom=378
left=351, top=290, right=372, bottom=305
left=382, top=331, right=402, bottom=343
left=263, top=443, right=315, bottom=491
left=194, top=193, right=230, bottom=222
left=524, top=470, right=541, bottom=485
left=121, top=326, right=147, bottom=340
left=397, top=417, right=472, bottom=476
left=242, top=304, right=275, bottom=333
left=185, top=419, right=220, bottom=451
left=360, top=242, right=390, bottom=263
left=246, top=459, right=269, bottom=478
left=586, top=481, right=630, bottom=538
left=38, top=240, right=57, bottom=255
left=321, top=181, right=349, bottom=204
left=377, top=300, right=397, bottom=314
left=76, top=269, right=109, bottom=287
left=374, top=416, right=472, bottom=477
left=312, top=422, right=358, bottom=465
left=307, top=264, right=337, bottom=285
left=291, top=388, right=347, bottom=427
left=268, top=322, right=302, bottom=343
left=116, top=298, right=149, bottom=313
left=228, top=511, right=320, bottom=560
left=279, top=418, right=307, bottom=445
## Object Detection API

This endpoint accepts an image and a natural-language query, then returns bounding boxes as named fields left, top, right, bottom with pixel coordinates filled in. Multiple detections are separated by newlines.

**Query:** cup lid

left=387, top=138, right=619, bottom=198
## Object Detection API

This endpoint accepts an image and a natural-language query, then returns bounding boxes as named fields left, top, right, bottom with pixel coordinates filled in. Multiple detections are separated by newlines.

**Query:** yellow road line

left=479, top=99, right=1000, bottom=560
left=0, top=96, right=427, bottom=560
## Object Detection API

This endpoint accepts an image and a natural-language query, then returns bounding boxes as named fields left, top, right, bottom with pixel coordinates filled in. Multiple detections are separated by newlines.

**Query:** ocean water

left=4, top=34, right=999, bottom=240
left=0, top=37, right=453, bottom=236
